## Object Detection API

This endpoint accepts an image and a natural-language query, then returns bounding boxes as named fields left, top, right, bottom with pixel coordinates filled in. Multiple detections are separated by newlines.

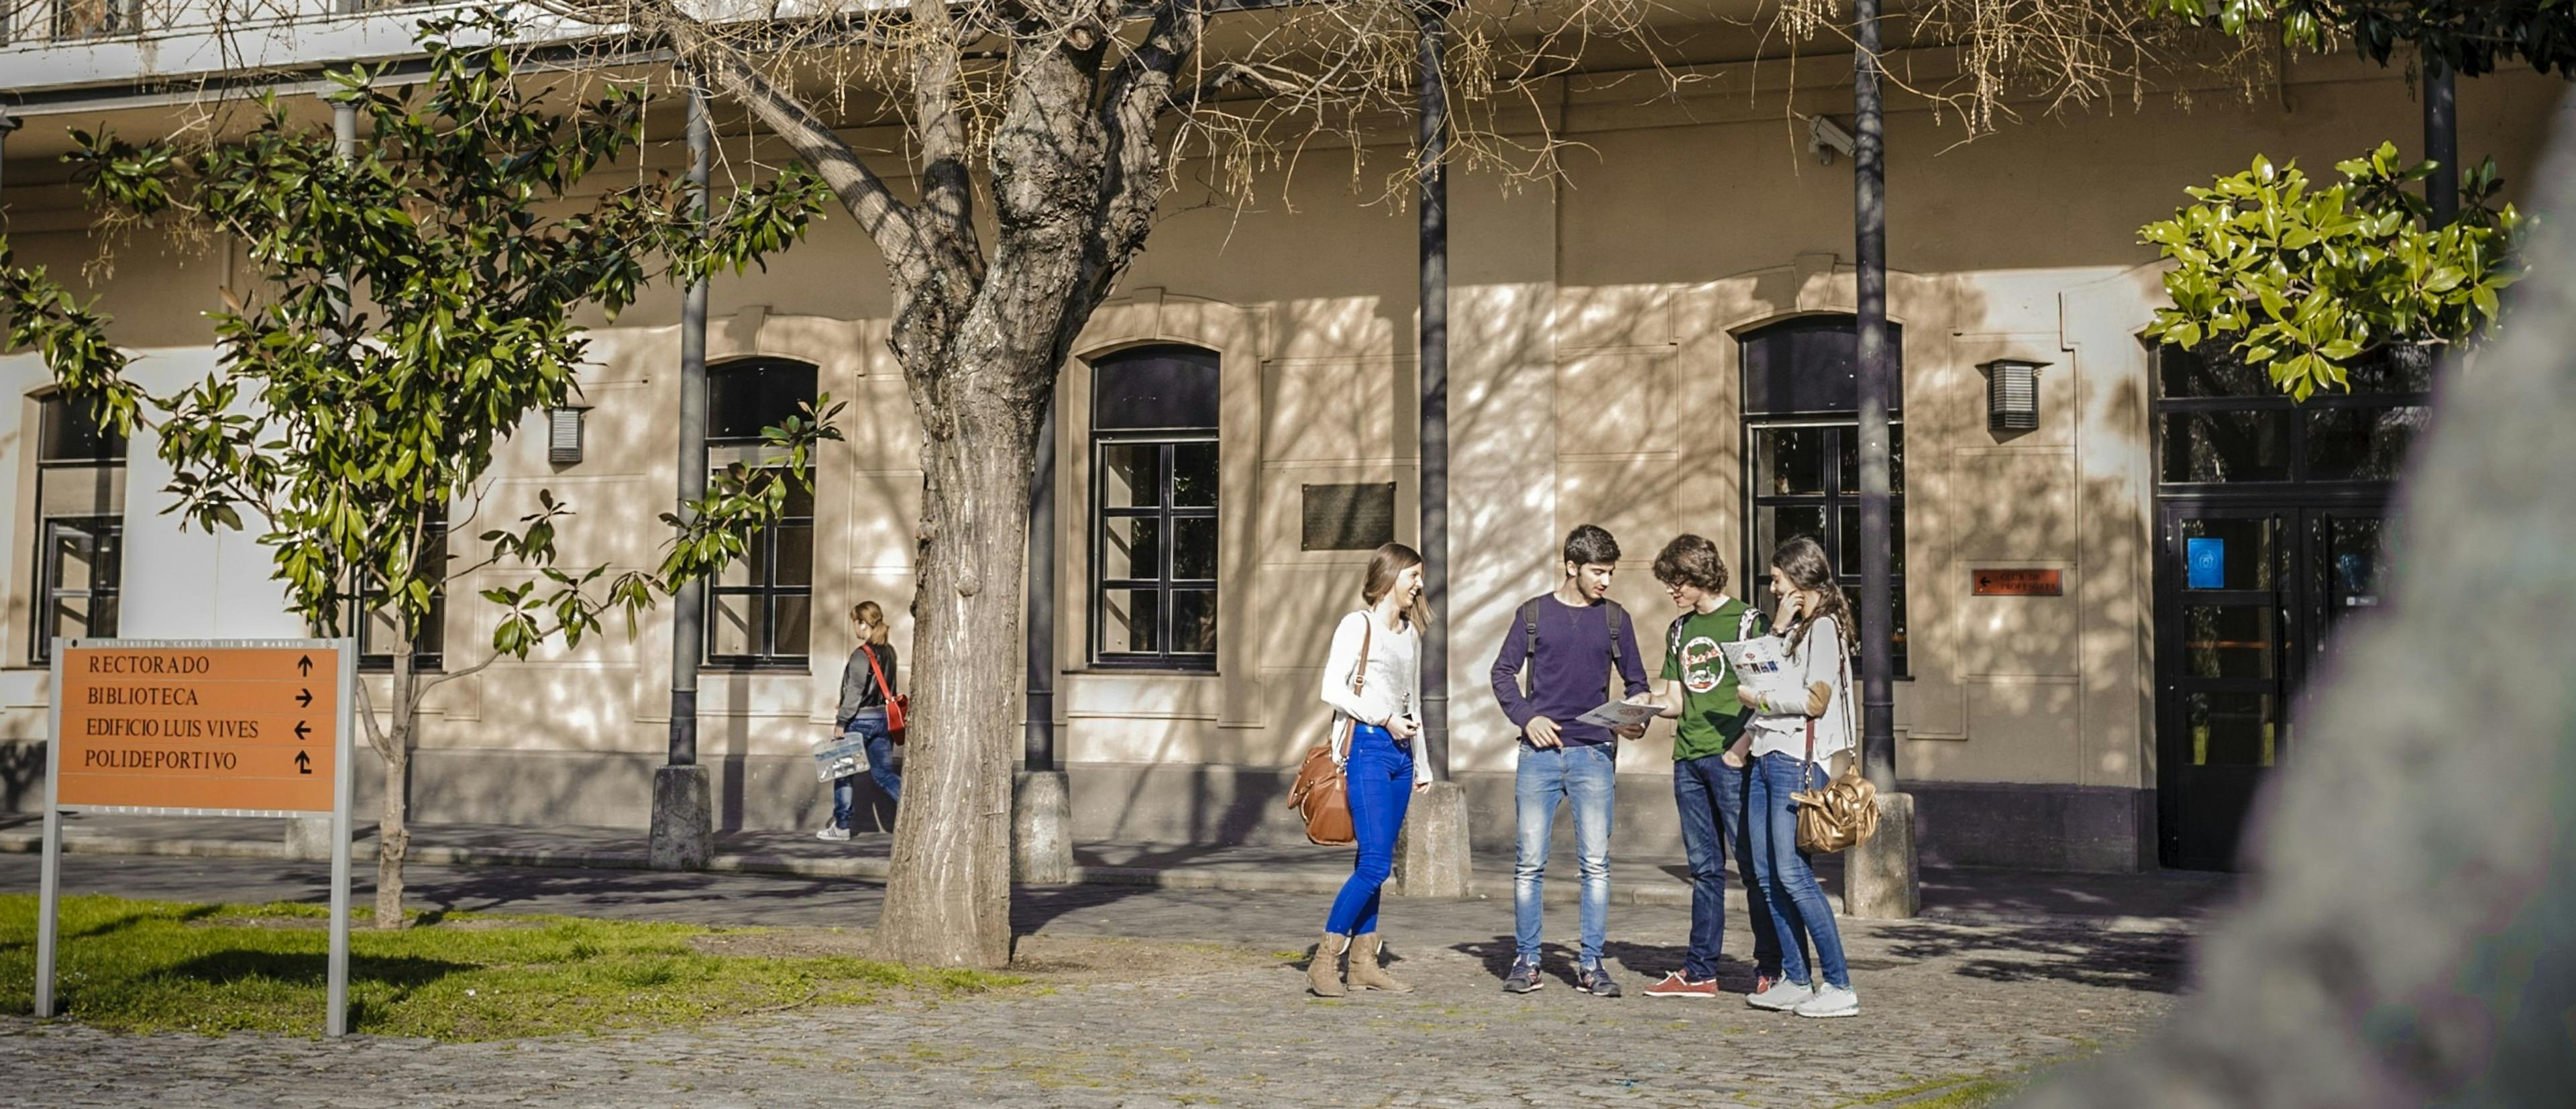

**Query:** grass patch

left=1, top=894, right=1019, bottom=1041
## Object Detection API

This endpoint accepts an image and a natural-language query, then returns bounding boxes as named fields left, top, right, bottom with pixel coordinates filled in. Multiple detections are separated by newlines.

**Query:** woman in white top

left=1307, top=543, right=1436, bottom=998
left=1735, top=536, right=1861, bottom=1019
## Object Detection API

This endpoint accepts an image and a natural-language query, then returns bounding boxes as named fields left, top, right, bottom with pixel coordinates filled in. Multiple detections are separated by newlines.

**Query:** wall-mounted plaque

left=1972, top=568, right=2063, bottom=596
left=1301, top=482, right=1397, bottom=551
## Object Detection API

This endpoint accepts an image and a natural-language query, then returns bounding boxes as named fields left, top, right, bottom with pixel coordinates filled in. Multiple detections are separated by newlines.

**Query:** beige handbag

left=1790, top=637, right=1878, bottom=853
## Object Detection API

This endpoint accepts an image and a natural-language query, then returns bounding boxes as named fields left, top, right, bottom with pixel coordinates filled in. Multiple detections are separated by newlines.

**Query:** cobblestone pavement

left=5, top=855, right=2193, bottom=1107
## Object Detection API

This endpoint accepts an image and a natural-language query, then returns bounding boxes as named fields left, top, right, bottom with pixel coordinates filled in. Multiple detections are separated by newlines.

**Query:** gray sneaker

left=1576, top=963, right=1622, bottom=998
left=1503, top=956, right=1546, bottom=994
left=1746, top=978, right=1814, bottom=1011
left=1793, top=984, right=1860, bottom=1018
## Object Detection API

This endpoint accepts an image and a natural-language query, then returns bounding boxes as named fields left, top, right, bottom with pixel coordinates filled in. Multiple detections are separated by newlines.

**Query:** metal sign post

left=35, top=638, right=358, bottom=1037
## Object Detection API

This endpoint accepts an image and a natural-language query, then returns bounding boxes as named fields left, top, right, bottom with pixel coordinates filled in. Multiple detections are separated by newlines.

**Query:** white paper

left=1720, top=636, right=1808, bottom=708
left=1574, top=699, right=1663, bottom=729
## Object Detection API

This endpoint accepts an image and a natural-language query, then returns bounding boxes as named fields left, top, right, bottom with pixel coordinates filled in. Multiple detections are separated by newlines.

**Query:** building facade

left=2, top=3, right=2563, bottom=871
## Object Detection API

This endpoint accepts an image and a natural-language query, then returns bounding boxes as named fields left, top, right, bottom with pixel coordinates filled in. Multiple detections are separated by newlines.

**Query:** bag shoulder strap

left=1666, top=613, right=1687, bottom=670
left=1604, top=602, right=1627, bottom=686
left=1352, top=612, right=1375, bottom=694
left=863, top=645, right=895, bottom=702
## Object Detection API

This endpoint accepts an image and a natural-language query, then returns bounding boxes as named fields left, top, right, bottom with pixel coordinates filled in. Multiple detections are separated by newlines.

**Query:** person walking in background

left=1489, top=524, right=1652, bottom=998
left=1629, top=534, right=1778, bottom=1000
left=1739, top=537, right=1860, bottom=1018
left=1307, top=543, right=1436, bottom=997
left=819, top=601, right=902, bottom=841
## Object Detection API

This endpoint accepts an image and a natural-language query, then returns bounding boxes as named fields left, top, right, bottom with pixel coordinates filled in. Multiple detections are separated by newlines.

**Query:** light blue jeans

left=1513, top=741, right=1617, bottom=965
left=1747, top=752, right=1849, bottom=990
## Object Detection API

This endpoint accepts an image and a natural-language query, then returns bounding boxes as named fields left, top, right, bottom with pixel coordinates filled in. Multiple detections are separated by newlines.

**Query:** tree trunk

left=373, top=645, right=417, bottom=929
left=873, top=389, right=1039, bottom=968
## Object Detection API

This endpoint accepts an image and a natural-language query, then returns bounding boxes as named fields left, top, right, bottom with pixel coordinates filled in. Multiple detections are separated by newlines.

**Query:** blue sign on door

left=2186, top=537, right=2227, bottom=590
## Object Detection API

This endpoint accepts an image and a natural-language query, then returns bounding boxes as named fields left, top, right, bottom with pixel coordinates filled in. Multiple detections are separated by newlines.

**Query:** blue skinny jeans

left=1322, top=723, right=1414, bottom=935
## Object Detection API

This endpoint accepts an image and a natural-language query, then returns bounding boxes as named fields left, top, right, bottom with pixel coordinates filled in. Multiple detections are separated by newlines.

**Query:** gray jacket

left=835, top=643, right=898, bottom=727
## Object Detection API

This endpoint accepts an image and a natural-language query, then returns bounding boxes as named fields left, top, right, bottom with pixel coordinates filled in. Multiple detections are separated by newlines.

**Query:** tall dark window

left=32, top=394, right=126, bottom=664
left=350, top=514, right=447, bottom=672
left=1739, top=316, right=1908, bottom=676
left=1089, top=344, right=1219, bottom=670
left=53, top=0, right=144, bottom=38
left=706, top=358, right=818, bottom=668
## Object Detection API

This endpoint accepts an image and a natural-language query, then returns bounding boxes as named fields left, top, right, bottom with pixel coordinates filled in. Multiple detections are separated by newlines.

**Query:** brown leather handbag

left=1791, top=640, right=1878, bottom=853
left=1287, top=617, right=1373, bottom=847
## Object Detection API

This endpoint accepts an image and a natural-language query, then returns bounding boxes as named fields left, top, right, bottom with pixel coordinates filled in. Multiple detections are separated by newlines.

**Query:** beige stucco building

left=2, top=6, right=2561, bottom=872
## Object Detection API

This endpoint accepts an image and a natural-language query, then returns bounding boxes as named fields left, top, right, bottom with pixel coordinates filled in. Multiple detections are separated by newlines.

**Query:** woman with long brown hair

left=1306, top=543, right=1435, bottom=997
left=1736, top=536, right=1860, bottom=1018
left=820, top=601, right=902, bottom=841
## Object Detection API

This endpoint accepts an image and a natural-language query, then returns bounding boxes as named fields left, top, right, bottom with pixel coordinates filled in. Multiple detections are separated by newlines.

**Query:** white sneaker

left=815, top=826, right=851, bottom=842
left=1746, top=978, right=1814, bottom=1011
left=1794, top=984, right=1859, bottom=1018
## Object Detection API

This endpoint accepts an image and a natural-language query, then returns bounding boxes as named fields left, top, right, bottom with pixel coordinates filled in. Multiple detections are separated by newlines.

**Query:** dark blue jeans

left=1323, top=723, right=1414, bottom=935
left=1673, top=751, right=1780, bottom=982
left=1746, top=752, right=1849, bottom=990
left=828, top=712, right=901, bottom=829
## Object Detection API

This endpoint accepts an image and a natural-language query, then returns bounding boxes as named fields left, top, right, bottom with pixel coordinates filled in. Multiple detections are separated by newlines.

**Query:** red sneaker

left=1642, top=971, right=1720, bottom=999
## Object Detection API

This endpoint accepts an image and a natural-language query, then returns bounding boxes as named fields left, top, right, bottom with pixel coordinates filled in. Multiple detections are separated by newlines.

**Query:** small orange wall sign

left=1972, top=568, right=2065, bottom=597
left=54, top=644, right=342, bottom=813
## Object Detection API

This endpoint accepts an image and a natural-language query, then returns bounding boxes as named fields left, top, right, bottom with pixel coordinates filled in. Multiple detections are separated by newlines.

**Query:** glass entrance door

left=2154, top=502, right=2388, bottom=869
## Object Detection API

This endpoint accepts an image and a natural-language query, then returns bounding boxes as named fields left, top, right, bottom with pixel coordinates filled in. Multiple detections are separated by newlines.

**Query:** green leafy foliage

left=0, top=9, right=835, bottom=671
left=1, top=894, right=1018, bottom=1040
left=2138, top=142, right=2523, bottom=399
left=2146, top=0, right=2576, bottom=77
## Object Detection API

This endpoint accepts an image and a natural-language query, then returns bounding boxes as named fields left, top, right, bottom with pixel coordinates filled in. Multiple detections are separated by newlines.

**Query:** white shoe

left=815, top=826, right=851, bottom=841
left=1746, top=978, right=1814, bottom=1011
left=1794, top=984, right=1859, bottom=1018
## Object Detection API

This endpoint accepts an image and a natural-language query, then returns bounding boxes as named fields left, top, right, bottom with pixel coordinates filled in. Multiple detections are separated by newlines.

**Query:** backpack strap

left=1517, top=599, right=1540, bottom=698
left=1604, top=603, right=1629, bottom=689
left=1666, top=613, right=1688, bottom=674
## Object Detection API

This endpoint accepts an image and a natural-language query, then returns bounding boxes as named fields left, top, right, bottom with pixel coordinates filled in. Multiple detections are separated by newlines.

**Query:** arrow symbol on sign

left=294, top=721, right=313, bottom=743
left=297, top=654, right=314, bottom=676
left=294, top=750, right=312, bottom=774
left=297, top=688, right=313, bottom=708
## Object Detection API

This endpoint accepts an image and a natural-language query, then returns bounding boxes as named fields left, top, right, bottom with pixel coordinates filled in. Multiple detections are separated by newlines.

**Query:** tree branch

left=610, top=0, right=947, bottom=295
left=1081, top=0, right=1206, bottom=321
left=910, top=0, right=985, bottom=276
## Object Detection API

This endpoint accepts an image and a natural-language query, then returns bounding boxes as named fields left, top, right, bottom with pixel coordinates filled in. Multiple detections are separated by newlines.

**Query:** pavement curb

left=0, top=831, right=2202, bottom=934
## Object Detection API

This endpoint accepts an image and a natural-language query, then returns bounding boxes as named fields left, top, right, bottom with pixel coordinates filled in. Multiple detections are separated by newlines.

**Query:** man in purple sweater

left=1490, top=524, right=1652, bottom=997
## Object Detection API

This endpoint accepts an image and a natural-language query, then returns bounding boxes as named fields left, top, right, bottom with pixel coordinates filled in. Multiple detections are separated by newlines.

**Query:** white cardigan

left=1318, top=610, right=1433, bottom=786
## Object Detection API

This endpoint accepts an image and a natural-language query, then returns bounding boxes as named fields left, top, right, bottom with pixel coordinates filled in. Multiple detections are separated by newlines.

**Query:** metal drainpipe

left=1025, top=399, right=1057, bottom=772
left=1852, top=0, right=1897, bottom=792
left=1415, top=0, right=1453, bottom=779
left=667, top=76, right=712, bottom=769
left=2425, top=56, right=2459, bottom=228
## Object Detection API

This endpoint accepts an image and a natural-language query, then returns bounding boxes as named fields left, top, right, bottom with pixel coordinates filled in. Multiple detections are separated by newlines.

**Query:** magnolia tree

left=0, top=13, right=838, bottom=928
left=2140, top=142, right=2524, bottom=399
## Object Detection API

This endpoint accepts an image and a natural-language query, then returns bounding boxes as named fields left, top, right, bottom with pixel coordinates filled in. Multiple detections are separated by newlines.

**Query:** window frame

left=30, top=394, right=127, bottom=666
left=2151, top=344, right=2430, bottom=492
left=702, top=358, right=819, bottom=672
left=1085, top=345, right=1220, bottom=672
left=1737, top=317, right=1908, bottom=678
left=348, top=515, right=449, bottom=674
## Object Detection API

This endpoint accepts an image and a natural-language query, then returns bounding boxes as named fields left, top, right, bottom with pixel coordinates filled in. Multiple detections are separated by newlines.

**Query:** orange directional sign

left=54, top=644, right=342, bottom=813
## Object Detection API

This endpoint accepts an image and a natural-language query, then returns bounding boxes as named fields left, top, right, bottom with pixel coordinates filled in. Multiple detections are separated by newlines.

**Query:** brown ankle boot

left=1347, top=933, right=1413, bottom=992
left=1307, top=931, right=1349, bottom=997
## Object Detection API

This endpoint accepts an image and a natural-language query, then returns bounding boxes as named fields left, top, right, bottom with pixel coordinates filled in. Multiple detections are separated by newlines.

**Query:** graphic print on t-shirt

left=1679, top=635, right=1727, bottom=694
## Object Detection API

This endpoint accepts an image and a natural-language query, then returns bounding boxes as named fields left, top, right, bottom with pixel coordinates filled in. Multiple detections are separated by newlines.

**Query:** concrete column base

left=1013, top=770, right=1074, bottom=885
left=1843, top=792, right=1921, bottom=919
left=284, top=816, right=335, bottom=861
left=647, top=764, right=712, bottom=872
left=1395, top=780, right=1472, bottom=898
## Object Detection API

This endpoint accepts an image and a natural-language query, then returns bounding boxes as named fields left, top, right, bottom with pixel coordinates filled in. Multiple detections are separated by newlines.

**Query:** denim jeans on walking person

left=1745, top=751, right=1849, bottom=990
left=1513, top=741, right=1617, bottom=965
left=1323, top=723, right=1415, bottom=935
left=1674, top=751, right=1780, bottom=982
left=828, top=711, right=902, bottom=830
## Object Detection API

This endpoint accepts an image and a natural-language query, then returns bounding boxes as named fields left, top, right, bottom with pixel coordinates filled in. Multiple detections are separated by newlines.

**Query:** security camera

left=1808, top=114, right=1856, bottom=165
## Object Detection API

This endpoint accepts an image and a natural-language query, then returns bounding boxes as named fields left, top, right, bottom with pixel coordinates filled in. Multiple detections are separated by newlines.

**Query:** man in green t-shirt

left=1630, top=534, right=1780, bottom=1000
